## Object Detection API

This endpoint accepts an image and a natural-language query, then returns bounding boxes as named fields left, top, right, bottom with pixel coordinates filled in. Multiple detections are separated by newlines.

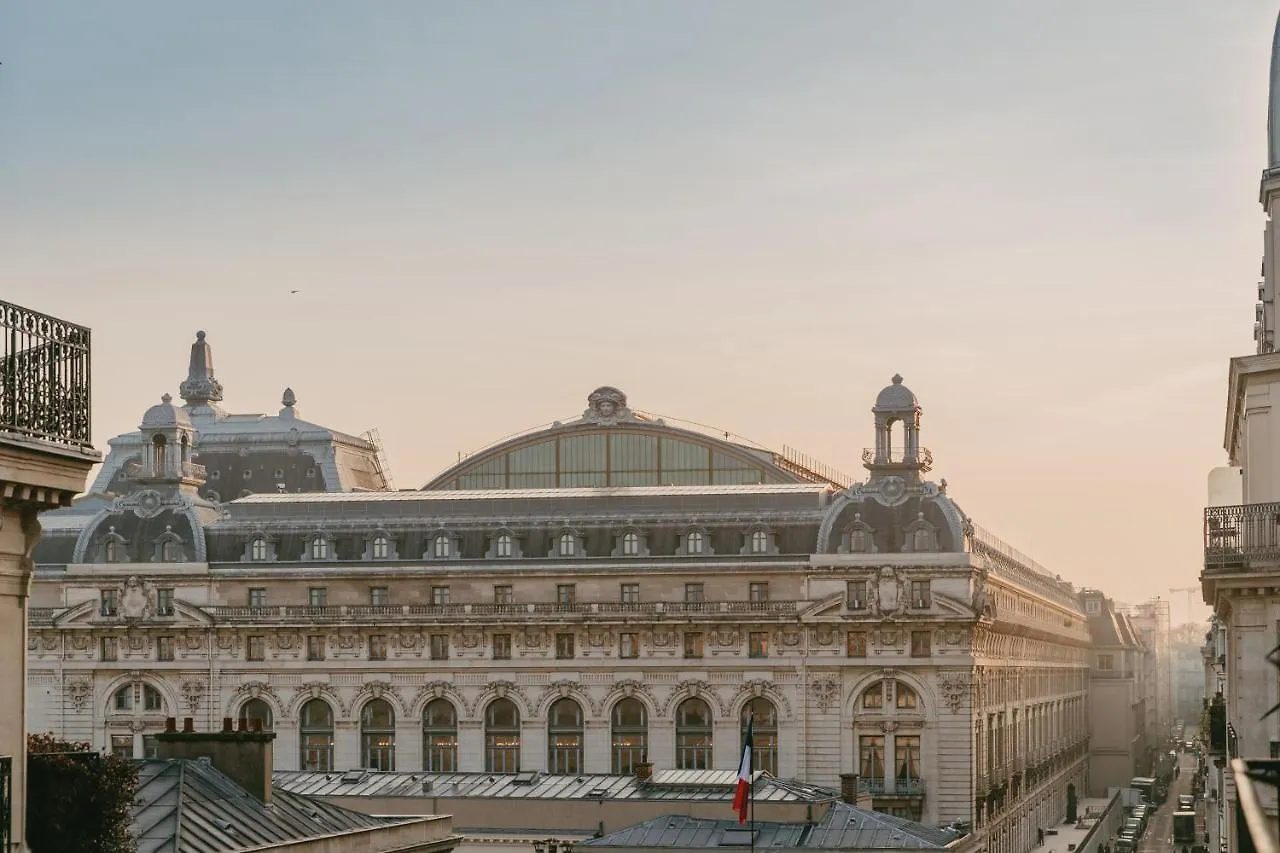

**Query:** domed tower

left=133, top=394, right=205, bottom=496
left=865, top=374, right=932, bottom=484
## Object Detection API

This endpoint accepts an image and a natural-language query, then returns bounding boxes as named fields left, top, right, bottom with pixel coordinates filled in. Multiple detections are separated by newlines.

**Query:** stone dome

left=873, top=374, right=919, bottom=412
left=141, top=393, right=192, bottom=429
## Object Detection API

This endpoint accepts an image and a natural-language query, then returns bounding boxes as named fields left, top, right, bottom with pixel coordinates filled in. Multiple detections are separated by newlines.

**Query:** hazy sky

left=3, top=2, right=1272, bottom=612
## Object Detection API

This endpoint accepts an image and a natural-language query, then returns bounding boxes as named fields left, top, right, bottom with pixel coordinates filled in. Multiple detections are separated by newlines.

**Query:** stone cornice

left=210, top=511, right=826, bottom=532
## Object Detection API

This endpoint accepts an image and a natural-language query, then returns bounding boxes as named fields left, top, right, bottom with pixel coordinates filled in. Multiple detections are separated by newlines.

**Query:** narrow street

left=1138, top=751, right=1198, bottom=853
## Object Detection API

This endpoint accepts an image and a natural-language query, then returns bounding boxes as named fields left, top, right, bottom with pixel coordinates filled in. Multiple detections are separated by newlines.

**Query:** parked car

left=1178, top=794, right=1196, bottom=810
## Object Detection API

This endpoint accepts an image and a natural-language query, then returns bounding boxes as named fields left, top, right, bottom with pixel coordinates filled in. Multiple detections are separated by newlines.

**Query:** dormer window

left=686, top=531, right=704, bottom=555
left=622, top=532, right=640, bottom=556
left=559, top=533, right=577, bottom=557
left=433, top=535, right=451, bottom=559
left=161, top=539, right=182, bottom=562
left=750, top=530, right=768, bottom=554
left=250, top=538, right=269, bottom=562
left=496, top=534, right=512, bottom=558
left=310, top=536, right=329, bottom=561
left=105, top=539, right=121, bottom=563
left=372, top=536, right=390, bottom=559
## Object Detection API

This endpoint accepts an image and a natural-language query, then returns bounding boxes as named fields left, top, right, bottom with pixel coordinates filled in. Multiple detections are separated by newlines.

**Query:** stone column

left=0, top=435, right=98, bottom=852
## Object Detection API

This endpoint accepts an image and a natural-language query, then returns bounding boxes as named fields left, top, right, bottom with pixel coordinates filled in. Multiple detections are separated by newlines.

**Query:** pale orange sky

left=3, top=2, right=1270, bottom=614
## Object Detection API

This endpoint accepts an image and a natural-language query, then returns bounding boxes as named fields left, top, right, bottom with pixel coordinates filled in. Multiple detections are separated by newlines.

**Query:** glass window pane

left=664, top=469, right=710, bottom=486
left=559, top=435, right=607, bottom=473
left=509, top=473, right=557, bottom=488
left=610, top=433, right=657, bottom=471
left=611, top=470, right=661, bottom=487
left=660, top=439, right=709, bottom=472
left=561, top=472, right=607, bottom=488
left=508, top=441, right=556, bottom=474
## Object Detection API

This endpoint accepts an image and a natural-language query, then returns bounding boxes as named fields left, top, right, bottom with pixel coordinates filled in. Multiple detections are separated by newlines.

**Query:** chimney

left=634, top=759, right=654, bottom=782
left=156, top=722, right=277, bottom=803
left=838, top=773, right=875, bottom=811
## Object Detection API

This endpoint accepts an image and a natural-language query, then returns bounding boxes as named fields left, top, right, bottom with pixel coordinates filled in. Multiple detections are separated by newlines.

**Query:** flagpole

left=749, top=712, right=755, bottom=853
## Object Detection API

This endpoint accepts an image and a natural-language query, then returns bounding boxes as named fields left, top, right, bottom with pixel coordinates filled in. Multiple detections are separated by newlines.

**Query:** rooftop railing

left=860, top=447, right=934, bottom=472
left=0, top=300, right=91, bottom=448
left=1204, top=503, right=1280, bottom=569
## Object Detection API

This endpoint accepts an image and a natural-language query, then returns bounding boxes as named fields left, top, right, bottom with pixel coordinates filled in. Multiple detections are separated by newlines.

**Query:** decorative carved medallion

left=581, top=386, right=635, bottom=426
left=181, top=680, right=205, bottom=714
left=65, top=678, right=92, bottom=712
left=937, top=672, right=972, bottom=713
left=118, top=576, right=156, bottom=620
left=808, top=677, right=839, bottom=712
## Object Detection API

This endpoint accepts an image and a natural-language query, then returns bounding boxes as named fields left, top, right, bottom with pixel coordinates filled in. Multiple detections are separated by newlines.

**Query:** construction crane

left=1169, top=587, right=1199, bottom=625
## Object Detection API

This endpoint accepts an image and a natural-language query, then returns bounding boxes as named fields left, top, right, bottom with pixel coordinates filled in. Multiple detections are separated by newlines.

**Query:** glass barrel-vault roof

left=422, top=387, right=852, bottom=492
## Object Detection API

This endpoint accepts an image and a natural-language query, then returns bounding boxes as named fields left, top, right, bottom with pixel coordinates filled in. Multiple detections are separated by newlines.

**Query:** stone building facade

left=26, top=335, right=1089, bottom=853
left=1079, top=590, right=1148, bottom=794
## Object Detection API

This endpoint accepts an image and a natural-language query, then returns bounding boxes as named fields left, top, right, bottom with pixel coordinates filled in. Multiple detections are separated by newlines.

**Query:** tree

left=26, top=732, right=139, bottom=853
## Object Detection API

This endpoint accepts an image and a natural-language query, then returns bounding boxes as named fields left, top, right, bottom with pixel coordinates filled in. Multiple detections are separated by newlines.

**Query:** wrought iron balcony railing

left=861, top=447, right=934, bottom=471
left=1, top=300, right=91, bottom=448
left=1205, top=503, right=1280, bottom=569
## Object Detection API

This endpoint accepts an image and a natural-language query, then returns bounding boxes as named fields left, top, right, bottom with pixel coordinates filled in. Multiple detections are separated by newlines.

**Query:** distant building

left=1168, top=623, right=1206, bottom=728
left=1079, top=590, right=1149, bottom=794
left=28, top=334, right=1092, bottom=853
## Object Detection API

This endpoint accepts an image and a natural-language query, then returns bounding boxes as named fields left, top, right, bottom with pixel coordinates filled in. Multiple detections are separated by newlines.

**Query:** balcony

left=1, top=299, right=92, bottom=449
left=861, top=447, right=934, bottom=472
left=193, top=599, right=801, bottom=623
left=857, top=778, right=885, bottom=795
left=1204, top=503, right=1280, bottom=570
left=894, top=777, right=925, bottom=795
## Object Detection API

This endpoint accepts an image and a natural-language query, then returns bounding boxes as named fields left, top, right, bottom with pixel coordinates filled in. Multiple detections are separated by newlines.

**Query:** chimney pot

left=165, top=717, right=177, bottom=732
left=222, top=717, right=233, bottom=732
left=839, top=773, right=859, bottom=805
left=238, top=717, right=248, bottom=732
left=183, top=717, right=195, bottom=733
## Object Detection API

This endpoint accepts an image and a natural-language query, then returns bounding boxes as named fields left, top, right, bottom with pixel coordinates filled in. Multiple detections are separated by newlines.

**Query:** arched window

left=372, top=536, right=389, bottom=559
left=558, top=533, right=576, bottom=557
left=104, top=538, right=121, bottom=563
left=622, top=532, right=640, bottom=556
left=611, top=698, right=648, bottom=774
left=861, top=684, right=884, bottom=709
left=309, top=536, right=329, bottom=561
left=434, top=535, right=451, bottom=558
left=152, top=434, right=167, bottom=475
left=675, top=697, right=713, bottom=769
left=742, top=697, right=778, bottom=777
left=361, top=699, right=396, bottom=771
left=485, top=698, right=520, bottom=773
left=547, top=698, right=584, bottom=774
left=115, top=684, right=164, bottom=713
left=241, top=698, right=273, bottom=731
left=686, top=531, right=704, bottom=555
left=300, top=699, right=334, bottom=772
left=495, top=534, right=512, bottom=558
left=896, top=682, right=918, bottom=710
left=422, top=699, right=458, bottom=771
left=250, top=538, right=269, bottom=561
left=161, top=538, right=182, bottom=562
left=750, top=530, right=768, bottom=554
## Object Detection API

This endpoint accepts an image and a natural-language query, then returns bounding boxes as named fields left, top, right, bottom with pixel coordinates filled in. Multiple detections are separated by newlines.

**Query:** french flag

left=732, top=717, right=753, bottom=824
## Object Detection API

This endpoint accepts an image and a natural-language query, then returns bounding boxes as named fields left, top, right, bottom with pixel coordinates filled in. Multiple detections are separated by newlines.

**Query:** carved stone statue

left=118, top=576, right=155, bottom=620
left=972, top=575, right=991, bottom=617
left=583, top=387, right=634, bottom=426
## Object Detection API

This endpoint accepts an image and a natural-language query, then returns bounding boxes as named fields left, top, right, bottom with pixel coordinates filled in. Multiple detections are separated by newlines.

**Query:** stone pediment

left=930, top=592, right=976, bottom=618
left=797, top=592, right=846, bottom=620
left=51, top=598, right=213, bottom=628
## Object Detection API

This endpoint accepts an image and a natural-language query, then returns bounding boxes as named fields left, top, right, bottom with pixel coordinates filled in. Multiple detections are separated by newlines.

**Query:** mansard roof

left=423, top=386, right=853, bottom=492
left=87, top=331, right=390, bottom=497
